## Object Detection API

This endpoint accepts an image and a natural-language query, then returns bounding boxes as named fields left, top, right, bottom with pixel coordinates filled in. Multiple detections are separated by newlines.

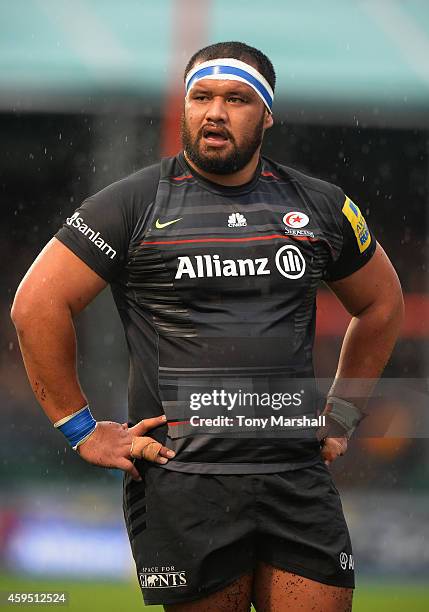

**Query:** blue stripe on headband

left=186, top=65, right=273, bottom=111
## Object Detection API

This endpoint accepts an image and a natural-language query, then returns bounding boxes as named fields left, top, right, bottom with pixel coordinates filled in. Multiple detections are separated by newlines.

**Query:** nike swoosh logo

left=155, top=217, right=182, bottom=229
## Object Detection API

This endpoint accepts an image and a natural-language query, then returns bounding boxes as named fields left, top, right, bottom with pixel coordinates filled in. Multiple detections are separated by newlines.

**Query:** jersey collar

left=177, top=151, right=262, bottom=196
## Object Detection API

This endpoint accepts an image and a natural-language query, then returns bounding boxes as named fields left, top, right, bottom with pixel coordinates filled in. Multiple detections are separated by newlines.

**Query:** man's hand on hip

left=317, top=410, right=348, bottom=467
left=320, top=436, right=348, bottom=467
left=77, top=415, right=175, bottom=481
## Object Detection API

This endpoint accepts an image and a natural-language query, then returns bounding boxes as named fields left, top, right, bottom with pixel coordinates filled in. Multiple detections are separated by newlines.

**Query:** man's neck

left=184, top=150, right=261, bottom=187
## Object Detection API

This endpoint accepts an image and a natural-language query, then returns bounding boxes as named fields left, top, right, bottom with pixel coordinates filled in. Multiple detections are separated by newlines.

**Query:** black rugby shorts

left=123, top=460, right=355, bottom=606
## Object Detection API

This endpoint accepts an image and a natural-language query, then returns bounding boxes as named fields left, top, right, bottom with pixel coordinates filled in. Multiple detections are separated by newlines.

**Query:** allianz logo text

left=66, top=212, right=116, bottom=259
left=175, top=245, right=306, bottom=280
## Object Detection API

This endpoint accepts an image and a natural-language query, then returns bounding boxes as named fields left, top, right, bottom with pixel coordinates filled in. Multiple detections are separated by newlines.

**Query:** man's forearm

left=328, top=299, right=404, bottom=407
left=11, top=302, right=87, bottom=423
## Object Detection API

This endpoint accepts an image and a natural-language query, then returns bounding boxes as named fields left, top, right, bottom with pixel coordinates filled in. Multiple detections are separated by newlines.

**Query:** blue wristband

left=54, top=405, right=97, bottom=450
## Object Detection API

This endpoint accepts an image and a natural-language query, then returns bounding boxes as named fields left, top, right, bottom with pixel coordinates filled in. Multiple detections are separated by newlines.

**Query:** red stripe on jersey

left=172, top=174, right=193, bottom=181
left=261, top=171, right=279, bottom=179
left=168, top=420, right=190, bottom=426
left=141, top=234, right=318, bottom=246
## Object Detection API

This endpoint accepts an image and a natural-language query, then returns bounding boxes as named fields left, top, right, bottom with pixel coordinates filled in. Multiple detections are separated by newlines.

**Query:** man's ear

left=264, top=111, right=274, bottom=130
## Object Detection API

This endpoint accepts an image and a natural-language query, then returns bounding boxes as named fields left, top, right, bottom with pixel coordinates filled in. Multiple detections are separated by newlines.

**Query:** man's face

left=181, top=76, right=273, bottom=175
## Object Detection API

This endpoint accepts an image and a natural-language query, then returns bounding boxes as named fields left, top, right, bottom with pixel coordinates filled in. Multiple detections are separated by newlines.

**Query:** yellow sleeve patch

left=342, top=196, right=371, bottom=253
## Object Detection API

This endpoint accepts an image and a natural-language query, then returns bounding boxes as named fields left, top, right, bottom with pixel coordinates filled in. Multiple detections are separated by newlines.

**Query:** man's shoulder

left=264, top=157, right=343, bottom=201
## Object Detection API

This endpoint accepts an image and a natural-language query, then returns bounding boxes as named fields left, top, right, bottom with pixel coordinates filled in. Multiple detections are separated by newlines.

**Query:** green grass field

left=0, top=575, right=428, bottom=611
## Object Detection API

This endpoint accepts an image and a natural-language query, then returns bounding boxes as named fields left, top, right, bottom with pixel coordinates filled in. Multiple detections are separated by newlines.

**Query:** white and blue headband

left=185, top=58, right=274, bottom=113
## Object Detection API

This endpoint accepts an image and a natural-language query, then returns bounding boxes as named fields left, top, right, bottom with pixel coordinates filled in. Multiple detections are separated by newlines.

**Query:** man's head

left=181, top=42, right=276, bottom=176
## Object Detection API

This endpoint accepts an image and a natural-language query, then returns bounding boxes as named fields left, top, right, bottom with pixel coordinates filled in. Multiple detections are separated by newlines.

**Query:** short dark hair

left=184, top=41, right=276, bottom=92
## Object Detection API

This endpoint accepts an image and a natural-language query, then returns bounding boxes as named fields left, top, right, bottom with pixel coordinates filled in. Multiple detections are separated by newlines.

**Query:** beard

left=181, top=112, right=265, bottom=175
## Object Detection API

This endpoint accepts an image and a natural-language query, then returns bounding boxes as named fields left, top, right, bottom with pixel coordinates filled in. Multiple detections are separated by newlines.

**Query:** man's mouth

left=201, top=126, right=230, bottom=146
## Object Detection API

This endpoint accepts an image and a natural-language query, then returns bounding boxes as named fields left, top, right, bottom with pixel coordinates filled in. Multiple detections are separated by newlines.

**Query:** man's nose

left=205, top=96, right=228, bottom=122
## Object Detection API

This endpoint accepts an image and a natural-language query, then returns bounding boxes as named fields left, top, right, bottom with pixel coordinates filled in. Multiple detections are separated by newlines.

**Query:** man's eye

left=194, top=95, right=209, bottom=101
left=228, top=96, right=246, bottom=103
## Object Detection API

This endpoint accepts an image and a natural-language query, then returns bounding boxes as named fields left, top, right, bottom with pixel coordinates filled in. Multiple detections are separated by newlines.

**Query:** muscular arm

left=326, top=242, right=404, bottom=402
left=11, top=238, right=107, bottom=423
left=321, top=242, right=404, bottom=463
left=11, top=238, right=174, bottom=475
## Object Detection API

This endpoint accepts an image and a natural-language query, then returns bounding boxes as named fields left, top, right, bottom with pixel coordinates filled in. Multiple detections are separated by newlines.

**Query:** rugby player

left=11, top=42, right=403, bottom=611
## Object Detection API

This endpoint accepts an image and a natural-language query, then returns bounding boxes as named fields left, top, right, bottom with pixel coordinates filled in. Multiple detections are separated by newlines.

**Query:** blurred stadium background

left=1, top=0, right=428, bottom=610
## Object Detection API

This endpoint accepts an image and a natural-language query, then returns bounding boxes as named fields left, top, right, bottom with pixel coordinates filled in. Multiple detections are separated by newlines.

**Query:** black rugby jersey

left=55, top=152, right=376, bottom=474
